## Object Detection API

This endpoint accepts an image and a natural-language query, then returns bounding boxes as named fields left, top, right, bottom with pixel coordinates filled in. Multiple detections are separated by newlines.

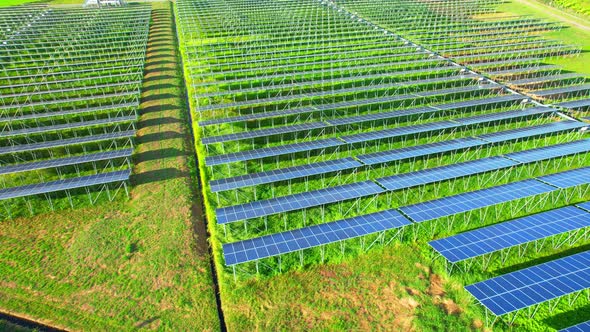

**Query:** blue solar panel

left=560, top=320, right=590, bottom=332
left=478, top=121, right=586, bottom=143
left=399, top=179, right=556, bottom=223
left=465, top=250, right=590, bottom=316
left=216, top=180, right=385, bottom=224
left=205, top=138, right=343, bottom=166
left=577, top=201, right=590, bottom=212
left=201, top=122, right=327, bottom=145
left=453, top=107, right=554, bottom=126
left=538, top=167, right=590, bottom=189
left=357, top=137, right=484, bottom=165
left=0, top=149, right=133, bottom=175
left=376, top=157, right=517, bottom=191
left=0, top=130, right=136, bottom=155
left=532, top=83, right=590, bottom=97
left=430, top=206, right=590, bottom=263
left=198, top=107, right=316, bottom=127
left=341, top=121, right=458, bottom=144
left=0, top=169, right=131, bottom=200
left=432, top=94, right=525, bottom=110
left=210, top=157, right=361, bottom=192
left=326, top=106, right=437, bottom=126
left=222, top=209, right=412, bottom=265
left=505, top=139, right=590, bottom=163
left=0, top=116, right=136, bottom=137
left=557, top=98, right=590, bottom=110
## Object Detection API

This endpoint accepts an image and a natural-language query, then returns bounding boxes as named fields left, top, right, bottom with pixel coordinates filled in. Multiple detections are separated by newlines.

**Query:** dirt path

left=514, top=0, right=590, bottom=32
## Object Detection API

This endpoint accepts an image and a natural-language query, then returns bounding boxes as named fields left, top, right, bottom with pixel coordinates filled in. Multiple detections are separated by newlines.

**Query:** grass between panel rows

left=0, top=2, right=220, bottom=330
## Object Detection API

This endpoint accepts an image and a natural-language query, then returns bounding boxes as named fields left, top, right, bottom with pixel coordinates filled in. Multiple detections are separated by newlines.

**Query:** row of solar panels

left=222, top=166, right=590, bottom=265
left=0, top=5, right=151, bottom=208
left=205, top=117, right=584, bottom=167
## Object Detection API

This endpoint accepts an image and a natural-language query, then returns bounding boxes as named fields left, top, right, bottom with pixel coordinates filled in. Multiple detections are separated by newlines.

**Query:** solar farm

left=176, top=0, right=590, bottom=329
left=0, top=3, right=150, bottom=217
left=0, top=0, right=590, bottom=330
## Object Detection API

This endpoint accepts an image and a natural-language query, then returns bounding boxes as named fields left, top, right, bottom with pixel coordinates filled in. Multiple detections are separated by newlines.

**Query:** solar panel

left=1, top=102, right=139, bottom=123
left=0, top=169, right=131, bottom=200
left=222, top=209, right=412, bottom=265
left=216, top=180, right=385, bottom=224
left=430, top=206, right=590, bottom=263
left=0, top=130, right=136, bottom=155
left=505, top=139, right=590, bottom=163
left=357, top=137, right=484, bottom=165
left=557, top=98, right=590, bottom=109
left=210, top=157, right=361, bottom=192
left=326, top=106, right=437, bottom=126
left=201, top=122, right=327, bottom=145
left=453, top=107, right=554, bottom=126
left=376, top=156, right=517, bottom=191
left=205, top=138, right=343, bottom=166
left=509, top=73, right=582, bottom=85
left=0, top=116, right=136, bottom=138
left=465, top=250, right=590, bottom=316
left=399, top=179, right=556, bottom=223
left=532, top=83, right=590, bottom=97
left=0, top=149, right=132, bottom=175
left=477, top=121, right=586, bottom=143
left=198, top=106, right=316, bottom=126
left=560, top=320, right=590, bottom=332
left=538, top=167, right=590, bottom=189
left=432, top=94, right=525, bottom=110
left=577, top=201, right=590, bottom=212
left=341, top=120, right=457, bottom=144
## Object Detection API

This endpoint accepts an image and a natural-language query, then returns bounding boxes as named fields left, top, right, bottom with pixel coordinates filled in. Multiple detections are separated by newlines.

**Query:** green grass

left=539, top=0, right=590, bottom=17
left=0, top=2, right=220, bottom=330
left=497, top=0, right=590, bottom=75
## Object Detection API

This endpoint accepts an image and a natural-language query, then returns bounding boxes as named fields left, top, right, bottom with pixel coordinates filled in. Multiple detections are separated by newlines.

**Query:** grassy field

left=0, top=2, right=220, bottom=330
left=497, top=0, right=590, bottom=75
left=539, top=0, right=590, bottom=17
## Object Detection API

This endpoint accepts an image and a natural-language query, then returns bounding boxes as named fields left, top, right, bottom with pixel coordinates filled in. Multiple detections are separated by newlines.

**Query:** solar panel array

left=560, top=321, right=590, bottom=332
left=0, top=4, right=150, bottom=207
left=176, top=0, right=590, bottom=326
left=465, top=250, right=590, bottom=316
left=430, top=206, right=590, bottom=263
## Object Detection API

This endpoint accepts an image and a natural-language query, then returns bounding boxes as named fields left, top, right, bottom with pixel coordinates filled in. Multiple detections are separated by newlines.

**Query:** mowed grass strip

left=0, top=2, right=220, bottom=330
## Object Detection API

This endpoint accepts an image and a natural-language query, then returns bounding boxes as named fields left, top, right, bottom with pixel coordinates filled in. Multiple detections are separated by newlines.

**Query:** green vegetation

left=0, top=2, right=220, bottom=330
left=497, top=0, right=590, bottom=75
left=0, top=0, right=82, bottom=6
left=540, top=0, right=590, bottom=17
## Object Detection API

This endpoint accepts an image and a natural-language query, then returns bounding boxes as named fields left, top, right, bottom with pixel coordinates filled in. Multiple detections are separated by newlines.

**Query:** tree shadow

left=131, top=168, right=188, bottom=185
left=134, top=148, right=185, bottom=163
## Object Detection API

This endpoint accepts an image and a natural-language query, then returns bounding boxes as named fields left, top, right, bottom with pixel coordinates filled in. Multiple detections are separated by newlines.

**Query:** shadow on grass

left=140, top=104, right=179, bottom=115
left=143, top=74, right=176, bottom=83
left=137, top=131, right=184, bottom=144
left=543, top=303, right=590, bottom=330
left=134, top=148, right=185, bottom=163
left=143, top=83, right=179, bottom=92
left=494, top=243, right=590, bottom=275
left=131, top=168, right=188, bottom=185
left=142, top=92, right=178, bottom=102
left=139, top=116, right=182, bottom=128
